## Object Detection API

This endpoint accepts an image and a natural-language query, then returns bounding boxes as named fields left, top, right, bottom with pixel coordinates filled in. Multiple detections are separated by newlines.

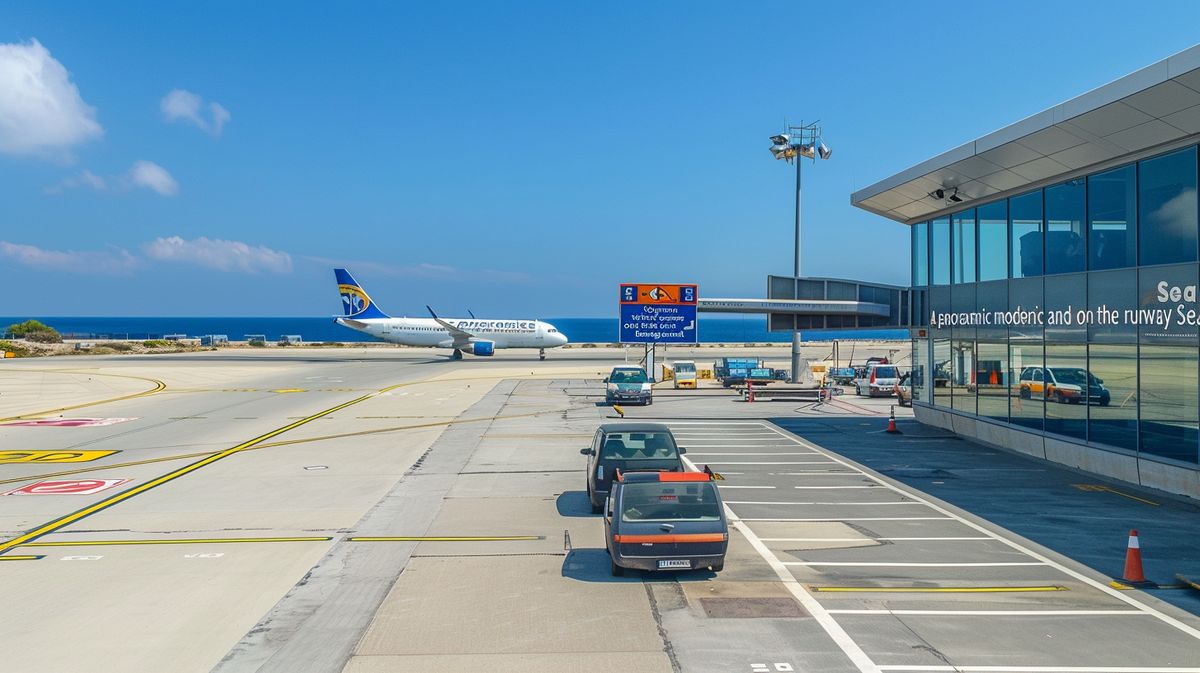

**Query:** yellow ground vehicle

left=673, top=361, right=697, bottom=389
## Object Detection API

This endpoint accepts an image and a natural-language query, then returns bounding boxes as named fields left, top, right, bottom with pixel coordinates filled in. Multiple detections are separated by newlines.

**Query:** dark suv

left=581, top=423, right=685, bottom=514
left=604, top=470, right=728, bottom=575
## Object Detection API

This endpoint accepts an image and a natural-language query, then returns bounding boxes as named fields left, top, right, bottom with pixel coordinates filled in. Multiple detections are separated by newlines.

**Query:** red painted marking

left=1, top=417, right=137, bottom=427
left=3, top=479, right=130, bottom=496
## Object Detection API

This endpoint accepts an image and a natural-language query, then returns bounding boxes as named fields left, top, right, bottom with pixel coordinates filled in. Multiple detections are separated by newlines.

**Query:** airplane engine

left=465, top=340, right=495, bottom=356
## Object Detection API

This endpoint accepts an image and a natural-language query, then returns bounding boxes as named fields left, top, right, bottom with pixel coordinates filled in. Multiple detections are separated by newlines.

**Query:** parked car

left=855, top=364, right=901, bottom=397
left=605, top=366, right=652, bottom=405
left=581, top=423, right=686, bottom=513
left=1018, top=366, right=1110, bottom=405
left=894, top=372, right=912, bottom=406
left=604, top=470, right=727, bottom=576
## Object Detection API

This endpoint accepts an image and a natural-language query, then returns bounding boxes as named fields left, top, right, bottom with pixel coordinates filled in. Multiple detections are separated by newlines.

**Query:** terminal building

left=852, top=46, right=1200, bottom=499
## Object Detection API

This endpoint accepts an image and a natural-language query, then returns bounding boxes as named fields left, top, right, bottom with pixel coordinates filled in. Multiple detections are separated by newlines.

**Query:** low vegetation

left=6, top=320, right=62, bottom=343
left=0, top=340, right=31, bottom=357
left=142, top=340, right=171, bottom=348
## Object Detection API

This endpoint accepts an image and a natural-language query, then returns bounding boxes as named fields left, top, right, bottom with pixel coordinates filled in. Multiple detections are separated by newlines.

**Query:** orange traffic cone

left=746, top=379, right=755, bottom=403
left=1119, top=529, right=1155, bottom=587
left=886, top=405, right=901, bottom=434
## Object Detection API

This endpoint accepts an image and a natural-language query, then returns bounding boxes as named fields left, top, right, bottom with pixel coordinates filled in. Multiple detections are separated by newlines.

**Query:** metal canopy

left=852, top=45, right=1200, bottom=224
left=698, top=297, right=890, bottom=317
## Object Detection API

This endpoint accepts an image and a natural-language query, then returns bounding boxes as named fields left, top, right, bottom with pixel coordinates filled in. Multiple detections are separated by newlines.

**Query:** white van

left=855, top=363, right=900, bottom=397
left=672, top=361, right=697, bottom=389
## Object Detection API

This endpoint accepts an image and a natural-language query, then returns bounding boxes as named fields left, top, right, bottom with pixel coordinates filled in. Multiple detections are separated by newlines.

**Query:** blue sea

left=1, top=316, right=907, bottom=344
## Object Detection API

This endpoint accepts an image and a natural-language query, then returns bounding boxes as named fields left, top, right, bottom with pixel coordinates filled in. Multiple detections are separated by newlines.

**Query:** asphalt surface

left=0, top=346, right=1197, bottom=673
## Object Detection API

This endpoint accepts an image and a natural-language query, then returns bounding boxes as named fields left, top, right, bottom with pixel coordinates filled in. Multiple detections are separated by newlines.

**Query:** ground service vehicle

left=605, top=366, right=652, bottom=405
left=672, top=361, right=697, bottom=389
left=582, top=423, right=686, bottom=513
left=1018, top=366, right=1111, bottom=405
left=855, top=364, right=901, bottom=397
left=604, top=470, right=728, bottom=576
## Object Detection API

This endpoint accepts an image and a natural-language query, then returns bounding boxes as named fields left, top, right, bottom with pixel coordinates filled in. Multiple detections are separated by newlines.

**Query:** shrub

left=142, top=340, right=170, bottom=348
left=248, top=340, right=266, bottom=347
left=8, top=320, right=62, bottom=343
left=100, top=341, right=134, bottom=352
left=0, top=340, right=31, bottom=357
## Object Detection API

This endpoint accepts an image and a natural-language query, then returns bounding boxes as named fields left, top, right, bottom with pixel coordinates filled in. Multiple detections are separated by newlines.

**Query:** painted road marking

left=0, top=371, right=164, bottom=423
left=793, top=485, right=879, bottom=489
left=757, top=421, right=1200, bottom=642
left=783, top=562, right=1047, bottom=567
left=683, top=455, right=881, bottom=673
left=271, top=389, right=306, bottom=394
left=725, top=501, right=923, bottom=506
left=1072, top=483, right=1160, bottom=506
left=348, top=536, right=543, bottom=542
left=0, top=450, right=118, bottom=463
left=699, top=461, right=838, bottom=465
left=0, top=555, right=44, bottom=561
left=688, top=452, right=822, bottom=456
left=717, top=485, right=777, bottom=489
left=60, top=555, right=103, bottom=561
left=762, top=537, right=994, bottom=542
left=809, top=586, right=1068, bottom=593
left=0, top=386, right=391, bottom=556
left=3, top=479, right=130, bottom=496
left=0, top=417, right=137, bottom=427
left=875, top=668, right=1200, bottom=672
left=21, top=536, right=334, bottom=547
left=743, top=517, right=954, bottom=522
left=827, top=609, right=1145, bottom=616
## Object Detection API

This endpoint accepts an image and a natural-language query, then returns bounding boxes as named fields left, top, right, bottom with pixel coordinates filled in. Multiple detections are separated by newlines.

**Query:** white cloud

left=0, top=39, right=102, bottom=157
left=44, top=169, right=107, bottom=194
left=303, top=257, right=533, bottom=283
left=0, top=241, right=136, bottom=275
left=143, top=236, right=292, bottom=274
left=128, top=160, right=179, bottom=196
left=161, top=89, right=230, bottom=136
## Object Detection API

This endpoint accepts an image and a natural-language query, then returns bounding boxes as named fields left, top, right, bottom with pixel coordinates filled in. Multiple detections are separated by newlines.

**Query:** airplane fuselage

left=336, top=316, right=566, bottom=350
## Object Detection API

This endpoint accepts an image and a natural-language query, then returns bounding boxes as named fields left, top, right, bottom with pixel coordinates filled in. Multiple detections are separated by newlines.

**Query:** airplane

left=332, top=268, right=569, bottom=360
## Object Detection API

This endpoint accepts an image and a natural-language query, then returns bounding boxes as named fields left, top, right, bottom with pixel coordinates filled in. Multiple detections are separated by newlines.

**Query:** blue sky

left=2, top=2, right=1199, bottom=317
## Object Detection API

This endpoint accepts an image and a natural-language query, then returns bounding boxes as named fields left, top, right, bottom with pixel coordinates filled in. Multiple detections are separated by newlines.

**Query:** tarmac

left=0, top=346, right=1197, bottom=673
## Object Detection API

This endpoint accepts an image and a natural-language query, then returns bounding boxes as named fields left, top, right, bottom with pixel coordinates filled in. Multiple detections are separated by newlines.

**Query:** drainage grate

left=699, top=597, right=806, bottom=618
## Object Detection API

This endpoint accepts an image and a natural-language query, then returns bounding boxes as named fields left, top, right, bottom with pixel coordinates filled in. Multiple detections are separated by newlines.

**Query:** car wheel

left=710, top=561, right=724, bottom=573
left=610, top=557, right=625, bottom=577
left=1019, top=386, right=1031, bottom=399
left=1100, top=395, right=1111, bottom=407
left=854, top=385, right=861, bottom=396
left=646, top=398, right=653, bottom=406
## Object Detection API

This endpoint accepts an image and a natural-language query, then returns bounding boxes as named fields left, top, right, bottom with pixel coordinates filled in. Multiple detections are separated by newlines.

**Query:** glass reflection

left=976, top=341, right=1008, bottom=421
left=1088, top=164, right=1136, bottom=270
left=1139, top=345, right=1199, bottom=463
left=951, top=339, right=976, bottom=414
left=1010, top=191, right=1043, bottom=278
left=1009, top=343, right=1044, bottom=430
left=978, top=201, right=1008, bottom=282
left=933, top=338, right=950, bottom=407
left=1044, top=343, right=1088, bottom=440
left=1139, top=147, right=1198, bottom=266
left=1045, top=179, right=1086, bottom=274
left=1088, top=344, right=1137, bottom=451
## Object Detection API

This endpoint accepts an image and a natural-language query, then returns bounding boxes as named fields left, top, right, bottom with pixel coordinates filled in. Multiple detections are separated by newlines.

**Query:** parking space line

left=762, top=537, right=994, bottom=542
left=828, top=609, right=1145, bottom=616
left=701, top=461, right=839, bottom=465
left=717, top=485, right=777, bottom=489
left=759, top=421, right=1200, bottom=642
left=793, top=485, right=880, bottom=489
left=744, top=517, right=955, bottom=522
left=783, top=562, right=1048, bottom=567
left=724, top=501, right=925, bottom=506
left=688, top=452, right=822, bottom=456
left=810, top=586, right=1068, bottom=593
left=873, top=662, right=1200, bottom=667
left=347, top=536, right=543, bottom=542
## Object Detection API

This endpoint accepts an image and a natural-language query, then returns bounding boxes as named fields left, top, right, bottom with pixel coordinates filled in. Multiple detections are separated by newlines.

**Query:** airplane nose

left=554, top=332, right=568, bottom=346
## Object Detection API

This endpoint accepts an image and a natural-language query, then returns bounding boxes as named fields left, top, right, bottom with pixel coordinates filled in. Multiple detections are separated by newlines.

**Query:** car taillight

left=870, top=370, right=876, bottom=383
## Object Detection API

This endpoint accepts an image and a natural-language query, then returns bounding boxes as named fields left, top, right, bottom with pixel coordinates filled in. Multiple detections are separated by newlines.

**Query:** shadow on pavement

left=561, top=548, right=716, bottom=583
left=556, top=491, right=596, bottom=517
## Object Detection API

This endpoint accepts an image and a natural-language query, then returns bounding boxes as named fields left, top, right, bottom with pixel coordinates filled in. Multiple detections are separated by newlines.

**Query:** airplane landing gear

left=539, top=348, right=546, bottom=361
left=451, top=349, right=464, bottom=360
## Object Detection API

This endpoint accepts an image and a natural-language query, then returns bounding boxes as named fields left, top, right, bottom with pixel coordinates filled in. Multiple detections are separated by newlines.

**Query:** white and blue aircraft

left=333, top=268, right=568, bottom=360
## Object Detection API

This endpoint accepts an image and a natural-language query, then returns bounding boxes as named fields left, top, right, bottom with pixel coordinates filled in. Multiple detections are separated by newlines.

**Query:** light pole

left=769, top=122, right=831, bottom=383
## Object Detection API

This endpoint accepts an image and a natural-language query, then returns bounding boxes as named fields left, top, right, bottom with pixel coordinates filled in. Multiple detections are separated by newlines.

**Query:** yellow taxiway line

left=21, top=536, right=334, bottom=547
left=0, top=555, right=45, bottom=561
left=0, top=370, right=166, bottom=423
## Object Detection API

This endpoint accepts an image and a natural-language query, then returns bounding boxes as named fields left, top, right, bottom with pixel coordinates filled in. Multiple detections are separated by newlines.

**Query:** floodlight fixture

left=948, top=188, right=963, bottom=203
left=932, top=188, right=945, bottom=200
left=817, top=141, right=832, bottom=160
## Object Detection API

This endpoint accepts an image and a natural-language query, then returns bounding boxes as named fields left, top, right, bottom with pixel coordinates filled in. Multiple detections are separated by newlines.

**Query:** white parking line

left=873, top=662, right=1200, bottom=667
left=828, top=609, right=1146, bottom=616
left=761, top=537, right=994, bottom=542
left=743, top=517, right=954, bottom=522
left=793, top=485, right=880, bottom=489
left=717, top=485, right=777, bottom=489
left=701, top=461, right=838, bottom=465
left=688, top=452, right=822, bottom=456
left=724, top=501, right=924, bottom=506
left=783, top=562, right=1047, bottom=567
left=759, top=422, right=1200, bottom=642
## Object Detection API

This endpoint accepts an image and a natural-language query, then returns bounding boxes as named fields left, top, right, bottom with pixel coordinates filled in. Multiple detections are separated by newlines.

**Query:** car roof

left=599, top=422, right=673, bottom=433
left=610, top=366, right=645, bottom=371
left=618, top=471, right=712, bottom=483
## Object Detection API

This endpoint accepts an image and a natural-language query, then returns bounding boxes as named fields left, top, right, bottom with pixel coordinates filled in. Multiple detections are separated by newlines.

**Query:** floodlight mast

left=768, top=121, right=830, bottom=384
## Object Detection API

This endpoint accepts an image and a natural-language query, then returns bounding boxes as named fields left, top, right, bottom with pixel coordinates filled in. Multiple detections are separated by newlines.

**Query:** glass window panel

left=1088, top=269, right=1137, bottom=344
left=1138, top=264, right=1200, bottom=346
left=797, top=280, right=824, bottom=299
left=951, top=339, right=975, bottom=414
left=976, top=341, right=1008, bottom=422
left=1139, top=146, right=1198, bottom=266
left=976, top=280, right=1008, bottom=340
left=913, top=222, right=929, bottom=286
left=931, top=217, right=950, bottom=285
left=1044, top=343, right=1088, bottom=440
left=1044, top=179, right=1086, bottom=274
left=952, top=209, right=977, bottom=284
left=1010, top=190, right=1043, bottom=278
left=1088, top=343, right=1137, bottom=452
left=912, top=338, right=927, bottom=403
left=769, top=276, right=795, bottom=300
left=1009, top=343, right=1044, bottom=430
left=1008, top=276, right=1044, bottom=341
left=1044, top=273, right=1086, bottom=342
left=978, top=200, right=1008, bottom=281
left=1088, top=164, right=1136, bottom=270
left=932, top=338, right=951, bottom=407
left=1139, top=345, right=1199, bottom=464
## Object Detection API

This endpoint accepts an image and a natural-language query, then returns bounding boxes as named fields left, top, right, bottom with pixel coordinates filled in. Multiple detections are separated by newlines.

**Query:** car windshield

left=621, top=482, right=721, bottom=522
left=675, top=363, right=695, bottom=373
left=600, top=432, right=678, bottom=460
left=1049, top=368, right=1092, bottom=385
left=610, top=369, right=647, bottom=383
left=873, top=366, right=898, bottom=378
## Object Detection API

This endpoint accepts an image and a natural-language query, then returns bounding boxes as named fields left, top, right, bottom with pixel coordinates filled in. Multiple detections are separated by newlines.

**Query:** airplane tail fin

left=334, top=268, right=390, bottom=319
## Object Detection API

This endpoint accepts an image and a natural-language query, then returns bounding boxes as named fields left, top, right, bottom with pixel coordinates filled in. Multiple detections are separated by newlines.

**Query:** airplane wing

left=427, top=305, right=475, bottom=348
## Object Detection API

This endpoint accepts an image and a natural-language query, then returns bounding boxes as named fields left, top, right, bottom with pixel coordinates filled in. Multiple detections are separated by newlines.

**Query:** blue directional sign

left=619, top=283, right=698, bottom=344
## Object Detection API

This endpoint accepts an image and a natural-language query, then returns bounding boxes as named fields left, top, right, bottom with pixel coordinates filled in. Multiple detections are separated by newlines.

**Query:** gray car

left=581, top=423, right=686, bottom=513
left=604, top=470, right=728, bottom=575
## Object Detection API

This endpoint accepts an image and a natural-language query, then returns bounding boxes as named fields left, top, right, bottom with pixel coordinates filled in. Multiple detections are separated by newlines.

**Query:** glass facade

left=910, top=143, right=1200, bottom=467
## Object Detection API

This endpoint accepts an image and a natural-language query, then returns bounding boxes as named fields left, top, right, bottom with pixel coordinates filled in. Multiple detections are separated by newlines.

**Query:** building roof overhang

left=851, top=45, right=1200, bottom=224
